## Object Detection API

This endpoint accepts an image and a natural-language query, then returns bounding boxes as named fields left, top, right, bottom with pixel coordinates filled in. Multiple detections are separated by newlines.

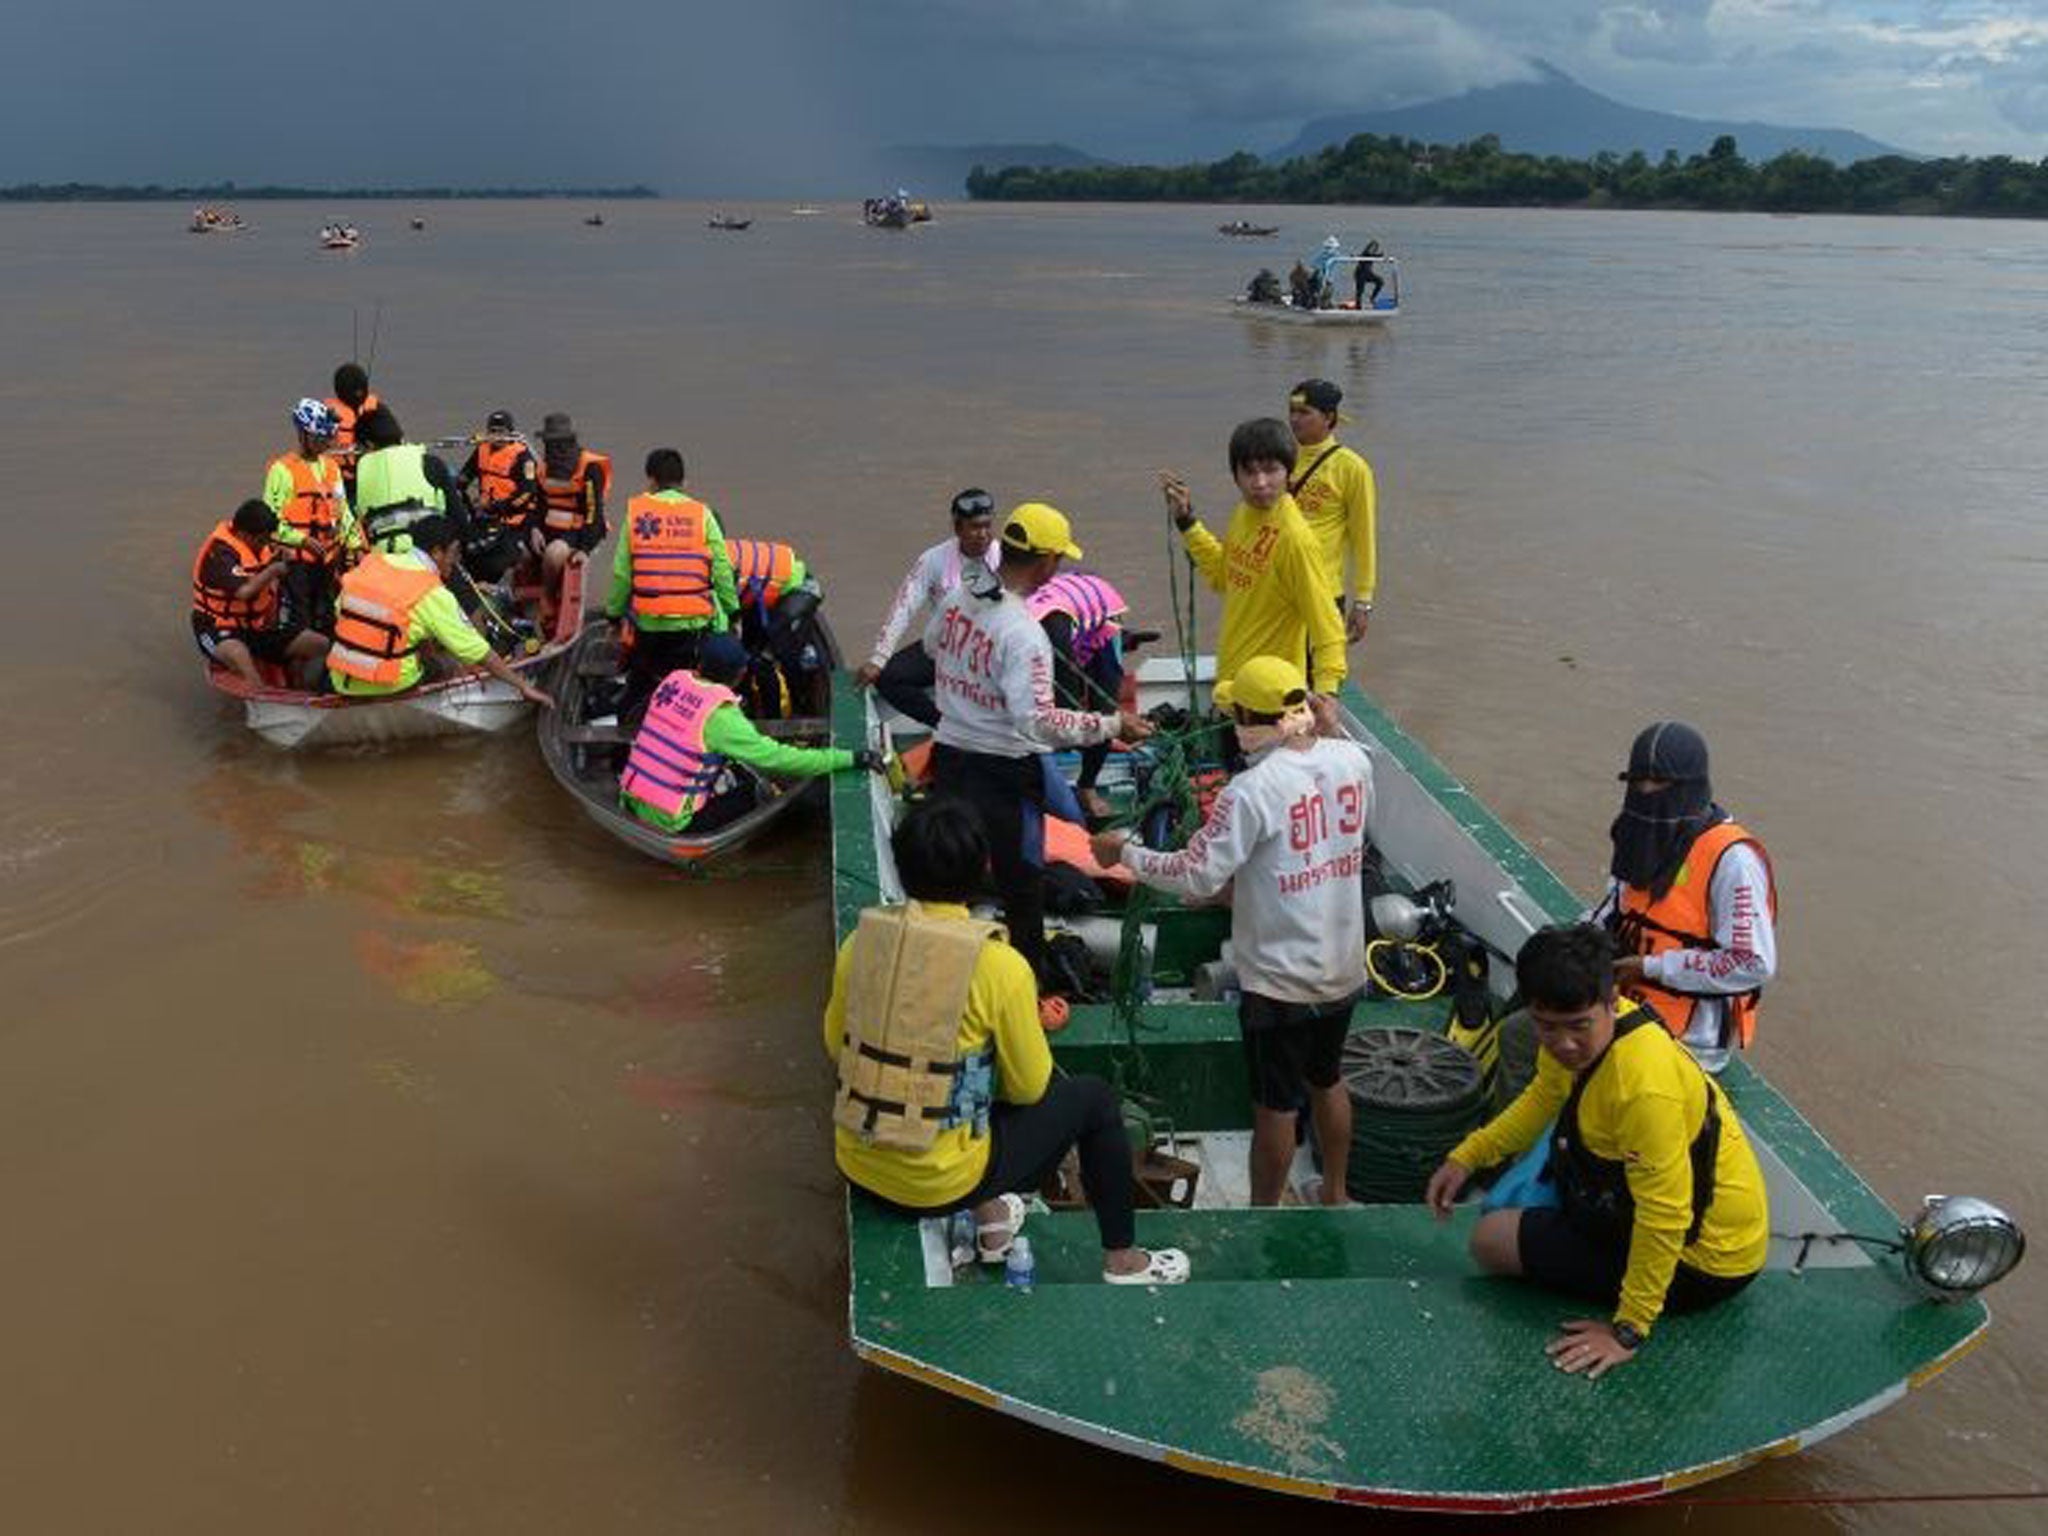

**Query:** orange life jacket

left=625, top=492, right=716, bottom=621
left=619, top=672, right=736, bottom=824
left=268, top=452, right=349, bottom=561
left=539, top=449, right=612, bottom=535
left=1611, top=820, right=1777, bottom=1050
left=191, top=521, right=279, bottom=631
left=473, top=439, right=533, bottom=522
left=327, top=552, right=442, bottom=687
left=728, top=538, right=797, bottom=609
left=325, top=391, right=381, bottom=454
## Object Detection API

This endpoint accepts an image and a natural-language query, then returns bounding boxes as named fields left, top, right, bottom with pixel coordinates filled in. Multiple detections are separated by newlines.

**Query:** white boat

left=319, top=222, right=362, bottom=251
left=1235, top=247, right=1401, bottom=324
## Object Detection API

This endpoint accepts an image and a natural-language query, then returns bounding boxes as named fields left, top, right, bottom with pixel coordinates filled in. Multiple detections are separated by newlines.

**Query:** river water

left=2, top=199, right=2043, bottom=1533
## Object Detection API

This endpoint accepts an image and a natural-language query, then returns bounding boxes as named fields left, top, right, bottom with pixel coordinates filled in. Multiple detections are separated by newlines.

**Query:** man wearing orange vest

left=618, top=634, right=877, bottom=835
left=263, top=398, right=362, bottom=632
left=606, top=446, right=738, bottom=723
left=727, top=536, right=820, bottom=718
left=1593, top=722, right=1777, bottom=1074
left=455, top=409, right=542, bottom=582
left=323, top=362, right=382, bottom=492
left=327, top=514, right=555, bottom=707
left=535, top=411, right=612, bottom=623
left=191, top=500, right=333, bottom=687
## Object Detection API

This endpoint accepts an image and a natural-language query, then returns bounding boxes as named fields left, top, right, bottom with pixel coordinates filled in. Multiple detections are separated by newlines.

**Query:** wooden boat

left=825, top=655, right=2005, bottom=1512
left=318, top=223, right=361, bottom=251
left=1218, top=220, right=1279, bottom=237
left=1236, top=250, right=1401, bottom=324
left=203, top=562, right=583, bottom=750
left=706, top=215, right=753, bottom=231
left=538, top=605, right=843, bottom=866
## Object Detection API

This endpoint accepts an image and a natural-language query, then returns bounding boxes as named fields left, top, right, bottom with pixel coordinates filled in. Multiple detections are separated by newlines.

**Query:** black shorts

left=1238, top=990, right=1359, bottom=1111
left=542, top=524, right=603, bottom=555
left=1516, top=1205, right=1759, bottom=1316
left=192, top=616, right=300, bottom=667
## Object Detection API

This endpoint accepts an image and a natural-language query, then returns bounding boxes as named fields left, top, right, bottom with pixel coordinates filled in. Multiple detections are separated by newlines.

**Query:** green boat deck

left=826, top=672, right=1990, bottom=1512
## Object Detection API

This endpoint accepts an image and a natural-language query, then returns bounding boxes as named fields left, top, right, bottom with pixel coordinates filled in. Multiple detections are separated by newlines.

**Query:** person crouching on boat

left=327, top=514, right=554, bottom=708
left=825, top=799, right=1191, bottom=1286
left=1092, top=656, right=1371, bottom=1207
left=618, top=634, right=876, bottom=834
left=1026, top=568, right=1130, bottom=822
left=855, top=487, right=1001, bottom=727
left=606, top=446, right=736, bottom=725
left=1425, top=924, right=1768, bottom=1377
left=926, top=503, right=1156, bottom=985
left=263, top=397, right=362, bottom=634
left=726, top=535, right=819, bottom=719
left=192, top=500, right=334, bottom=688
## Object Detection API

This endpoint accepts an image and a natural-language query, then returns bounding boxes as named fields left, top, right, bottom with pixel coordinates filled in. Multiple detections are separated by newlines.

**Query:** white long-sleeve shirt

left=1587, top=841, right=1777, bottom=1066
left=868, top=536, right=1002, bottom=668
left=926, top=587, right=1116, bottom=758
left=1120, top=736, right=1374, bottom=1005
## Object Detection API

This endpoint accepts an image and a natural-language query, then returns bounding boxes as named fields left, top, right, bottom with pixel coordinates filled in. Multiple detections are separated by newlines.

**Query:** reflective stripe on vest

left=328, top=553, right=442, bottom=686
left=473, top=439, right=531, bottom=520
left=1026, top=571, right=1126, bottom=664
left=618, top=673, right=736, bottom=821
left=728, top=538, right=796, bottom=608
left=191, top=522, right=279, bottom=631
left=832, top=902, right=1007, bottom=1153
left=268, top=452, right=347, bottom=558
left=625, top=493, right=716, bottom=620
left=1611, top=820, right=1776, bottom=1050
left=540, top=450, right=611, bottom=533
left=356, top=444, right=444, bottom=547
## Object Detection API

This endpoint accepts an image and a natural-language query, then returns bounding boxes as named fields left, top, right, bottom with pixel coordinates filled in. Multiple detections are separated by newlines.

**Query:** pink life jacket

left=619, top=672, right=738, bottom=822
left=1027, top=572, right=1127, bottom=666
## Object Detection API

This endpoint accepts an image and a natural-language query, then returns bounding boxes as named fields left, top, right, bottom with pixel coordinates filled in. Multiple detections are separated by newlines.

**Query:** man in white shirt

left=856, top=488, right=1000, bottom=726
left=1092, top=655, right=1373, bottom=1206
left=926, top=503, right=1154, bottom=981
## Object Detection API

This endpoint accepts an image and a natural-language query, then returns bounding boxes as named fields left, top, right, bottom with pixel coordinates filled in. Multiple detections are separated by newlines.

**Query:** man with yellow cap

left=926, top=503, right=1155, bottom=981
left=1092, top=655, right=1373, bottom=1206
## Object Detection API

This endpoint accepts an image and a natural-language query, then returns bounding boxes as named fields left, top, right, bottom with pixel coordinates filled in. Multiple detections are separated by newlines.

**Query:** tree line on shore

left=1, top=182, right=659, bottom=203
left=967, top=133, right=2048, bottom=217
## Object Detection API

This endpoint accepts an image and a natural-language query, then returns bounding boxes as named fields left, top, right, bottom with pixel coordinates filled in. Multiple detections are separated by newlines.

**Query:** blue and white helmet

left=293, top=397, right=340, bottom=437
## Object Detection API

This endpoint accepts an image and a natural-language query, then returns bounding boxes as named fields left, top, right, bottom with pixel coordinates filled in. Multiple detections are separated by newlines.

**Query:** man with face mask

left=1592, top=722, right=1778, bottom=1074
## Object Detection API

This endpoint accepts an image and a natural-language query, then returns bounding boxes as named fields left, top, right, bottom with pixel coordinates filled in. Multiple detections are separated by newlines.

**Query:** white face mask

left=1237, top=702, right=1316, bottom=758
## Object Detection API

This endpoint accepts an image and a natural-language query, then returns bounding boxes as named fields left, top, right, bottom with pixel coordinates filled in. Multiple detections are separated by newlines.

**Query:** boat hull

left=1232, top=298, right=1398, bottom=325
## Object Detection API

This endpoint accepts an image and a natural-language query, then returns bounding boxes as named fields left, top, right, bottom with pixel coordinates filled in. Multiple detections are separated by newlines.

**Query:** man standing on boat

left=1092, top=655, right=1370, bottom=1207
left=327, top=514, right=553, bottom=708
left=1161, top=418, right=1346, bottom=702
left=263, top=398, right=362, bottom=633
left=607, top=447, right=738, bottom=724
left=323, top=362, right=381, bottom=493
left=856, top=488, right=1000, bottom=726
left=1286, top=380, right=1378, bottom=657
left=926, top=503, right=1154, bottom=983
left=1426, top=923, right=1768, bottom=1377
left=353, top=407, right=464, bottom=554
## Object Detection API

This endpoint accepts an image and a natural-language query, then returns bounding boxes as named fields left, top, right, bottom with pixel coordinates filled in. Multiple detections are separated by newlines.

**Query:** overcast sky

left=11, top=1, right=2048, bottom=191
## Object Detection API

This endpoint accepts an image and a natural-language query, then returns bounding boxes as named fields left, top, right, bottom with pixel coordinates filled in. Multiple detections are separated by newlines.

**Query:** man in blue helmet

left=263, top=397, right=361, bottom=633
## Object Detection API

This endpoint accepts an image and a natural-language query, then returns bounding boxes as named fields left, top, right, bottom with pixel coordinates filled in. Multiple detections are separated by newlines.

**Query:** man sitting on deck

left=1425, top=923, right=1769, bottom=1378
left=1092, top=655, right=1371, bottom=1207
left=824, top=799, right=1190, bottom=1286
left=618, top=635, right=874, bottom=835
left=326, top=514, right=554, bottom=708
left=191, top=500, right=333, bottom=687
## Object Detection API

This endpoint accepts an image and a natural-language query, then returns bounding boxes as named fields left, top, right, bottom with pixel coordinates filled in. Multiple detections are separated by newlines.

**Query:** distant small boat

left=707, top=215, right=753, bottom=231
left=189, top=206, right=247, bottom=234
left=1218, top=220, right=1279, bottom=237
left=1236, top=243, right=1401, bottom=324
left=319, top=222, right=361, bottom=251
left=409, top=217, right=426, bottom=231
left=790, top=206, right=822, bottom=216
left=584, top=213, right=605, bottom=227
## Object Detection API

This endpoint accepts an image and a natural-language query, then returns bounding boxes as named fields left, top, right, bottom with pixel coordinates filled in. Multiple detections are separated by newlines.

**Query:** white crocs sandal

left=1103, top=1247, right=1191, bottom=1286
left=976, top=1192, right=1029, bottom=1264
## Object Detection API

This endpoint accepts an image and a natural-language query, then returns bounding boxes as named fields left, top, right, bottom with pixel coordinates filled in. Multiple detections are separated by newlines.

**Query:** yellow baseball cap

left=1213, top=655, right=1308, bottom=715
left=1000, top=502, right=1083, bottom=560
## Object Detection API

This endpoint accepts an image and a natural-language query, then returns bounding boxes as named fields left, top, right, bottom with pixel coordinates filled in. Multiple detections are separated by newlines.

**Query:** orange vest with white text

left=191, top=522, right=279, bottom=631
left=268, top=452, right=349, bottom=560
left=1611, top=820, right=1776, bottom=1049
left=327, top=552, right=442, bottom=687
left=539, top=449, right=611, bottom=535
left=625, top=492, right=716, bottom=621
left=728, top=538, right=796, bottom=609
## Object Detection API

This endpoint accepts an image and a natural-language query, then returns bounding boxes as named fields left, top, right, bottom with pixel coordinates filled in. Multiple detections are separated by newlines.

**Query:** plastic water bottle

left=947, top=1209, right=976, bottom=1269
left=1004, top=1236, right=1036, bottom=1292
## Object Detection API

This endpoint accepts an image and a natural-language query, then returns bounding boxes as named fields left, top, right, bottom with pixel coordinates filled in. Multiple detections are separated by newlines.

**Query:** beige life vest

left=834, top=902, right=1005, bottom=1152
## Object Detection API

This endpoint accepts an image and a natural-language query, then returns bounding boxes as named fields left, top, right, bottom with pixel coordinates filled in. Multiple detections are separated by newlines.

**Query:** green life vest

left=355, top=445, right=445, bottom=549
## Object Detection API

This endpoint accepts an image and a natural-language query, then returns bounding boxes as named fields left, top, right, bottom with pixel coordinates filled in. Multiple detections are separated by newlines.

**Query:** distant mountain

left=1271, top=62, right=1909, bottom=165
left=870, top=142, right=1113, bottom=196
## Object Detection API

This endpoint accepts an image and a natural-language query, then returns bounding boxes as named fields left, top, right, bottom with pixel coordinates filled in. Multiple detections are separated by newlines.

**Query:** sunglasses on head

left=952, top=493, right=995, bottom=517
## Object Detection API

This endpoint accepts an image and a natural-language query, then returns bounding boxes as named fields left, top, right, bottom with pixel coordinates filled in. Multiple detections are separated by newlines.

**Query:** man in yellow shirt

left=1286, top=379, right=1377, bottom=652
left=1160, top=418, right=1346, bottom=696
left=1425, top=923, right=1768, bottom=1378
left=822, top=800, right=1188, bottom=1286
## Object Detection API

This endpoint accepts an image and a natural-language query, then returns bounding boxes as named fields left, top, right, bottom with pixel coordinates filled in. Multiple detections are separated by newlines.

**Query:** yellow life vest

left=833, top=903, right=1005, bottom=1152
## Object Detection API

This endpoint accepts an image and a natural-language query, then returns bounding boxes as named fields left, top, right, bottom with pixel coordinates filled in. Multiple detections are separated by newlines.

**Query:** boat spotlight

left=1899, top=1195, right=2025, bottom=1302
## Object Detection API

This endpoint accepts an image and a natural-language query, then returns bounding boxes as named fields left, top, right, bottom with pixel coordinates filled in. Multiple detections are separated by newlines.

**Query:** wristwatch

left=1611, top=1321, right=1644, bottom=1351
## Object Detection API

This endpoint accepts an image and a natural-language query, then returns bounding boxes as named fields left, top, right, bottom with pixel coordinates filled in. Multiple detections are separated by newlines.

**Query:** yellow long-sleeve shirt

left=1289, top=437, right=1377, bottom=607
left=1449, top=1015, right=1769, bottom=1337
left=1180, top=494, right=1347, bottom=693
left=822, top=903, right=1050, bottom=1208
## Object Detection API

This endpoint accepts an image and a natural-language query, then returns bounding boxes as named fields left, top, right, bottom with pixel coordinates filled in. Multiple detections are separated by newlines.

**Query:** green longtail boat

left=825, top=659, right=2007, bottom=1513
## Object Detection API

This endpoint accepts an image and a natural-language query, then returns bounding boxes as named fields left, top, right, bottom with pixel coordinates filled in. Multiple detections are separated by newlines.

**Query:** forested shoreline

left=968, top=133, right=2048, bottom=217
